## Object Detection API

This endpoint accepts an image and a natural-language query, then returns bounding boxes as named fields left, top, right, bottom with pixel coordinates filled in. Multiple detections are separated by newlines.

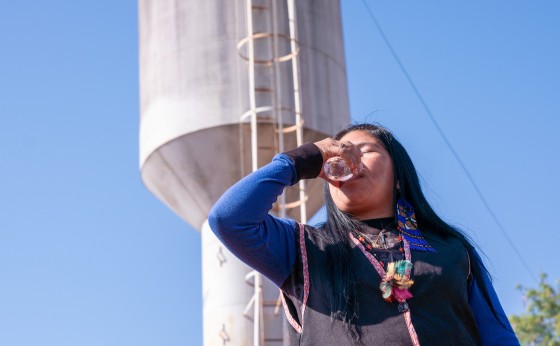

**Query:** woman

left=209, top=123, right=519, bottom=345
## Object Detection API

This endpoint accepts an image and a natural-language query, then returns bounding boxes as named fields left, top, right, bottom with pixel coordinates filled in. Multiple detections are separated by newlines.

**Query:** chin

left=334, top=200, right=368, bottom=215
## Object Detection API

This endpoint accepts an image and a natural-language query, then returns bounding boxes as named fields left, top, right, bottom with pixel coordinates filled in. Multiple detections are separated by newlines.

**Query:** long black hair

left=317, top=123, right=500, bottom=342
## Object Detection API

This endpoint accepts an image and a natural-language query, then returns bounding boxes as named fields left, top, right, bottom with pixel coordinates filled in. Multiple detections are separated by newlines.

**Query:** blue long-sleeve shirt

left=209, top=148, right=519, bottom=345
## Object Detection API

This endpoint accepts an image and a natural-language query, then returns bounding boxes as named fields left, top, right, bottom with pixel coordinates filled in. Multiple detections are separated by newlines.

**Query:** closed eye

left=356, top=142, right=383, bottom=154
left=360, top=147, right=378, bottom=154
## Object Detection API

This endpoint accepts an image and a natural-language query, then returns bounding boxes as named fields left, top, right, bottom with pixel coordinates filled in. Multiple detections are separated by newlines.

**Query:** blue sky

left=1, top=1, right=559, bottom=345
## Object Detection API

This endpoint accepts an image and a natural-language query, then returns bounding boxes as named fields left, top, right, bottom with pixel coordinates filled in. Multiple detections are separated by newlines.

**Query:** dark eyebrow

left=355, top=142, right=382, bottom=149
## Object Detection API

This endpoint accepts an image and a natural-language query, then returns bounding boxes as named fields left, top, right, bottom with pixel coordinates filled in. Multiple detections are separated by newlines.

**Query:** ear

left=396, top=180, right=400, bottom=190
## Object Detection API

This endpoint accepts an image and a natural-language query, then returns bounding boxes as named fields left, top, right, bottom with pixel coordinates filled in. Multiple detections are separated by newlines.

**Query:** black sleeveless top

left=280, top=224, right=481, bottom=345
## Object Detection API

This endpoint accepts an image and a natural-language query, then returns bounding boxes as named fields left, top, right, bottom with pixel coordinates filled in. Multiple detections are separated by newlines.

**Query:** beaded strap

left=281, top=223, right=309, bottom=333
left=404, top=310, right=420, bottom=346
left=397, top=198, right=436, bottom=253
left=349, top=232, right=386, bottom=278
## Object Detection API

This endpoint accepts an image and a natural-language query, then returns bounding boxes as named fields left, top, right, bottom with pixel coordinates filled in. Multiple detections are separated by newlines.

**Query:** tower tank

left=138, top=0, right=349, bottom=344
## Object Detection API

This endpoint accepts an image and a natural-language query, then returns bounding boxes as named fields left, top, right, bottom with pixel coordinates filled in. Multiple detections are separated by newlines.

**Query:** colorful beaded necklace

left=349, top=228, right=414, bottom=313
left=351, top=226, right=403, bottom=264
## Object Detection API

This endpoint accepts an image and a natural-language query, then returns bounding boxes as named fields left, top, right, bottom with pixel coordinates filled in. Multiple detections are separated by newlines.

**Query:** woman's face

left=328, top=130, right=395, bottom=220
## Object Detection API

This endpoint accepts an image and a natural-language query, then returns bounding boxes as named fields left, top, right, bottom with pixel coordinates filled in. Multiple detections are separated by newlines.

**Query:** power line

left=360, top=0, right=538, bottom=283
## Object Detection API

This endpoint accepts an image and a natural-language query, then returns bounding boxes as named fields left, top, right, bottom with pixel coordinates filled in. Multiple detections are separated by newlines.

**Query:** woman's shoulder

left=298, top=223, right=335, bottom=254
left=421, top=226, right=467, bottom=247
left=301, top=223, right=323, bottom=244
left=417, top=226, right=471, bottom=264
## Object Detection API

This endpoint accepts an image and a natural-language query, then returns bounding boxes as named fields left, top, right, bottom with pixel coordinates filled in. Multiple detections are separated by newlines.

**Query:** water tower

left=138, top=0, right=349, bottom=344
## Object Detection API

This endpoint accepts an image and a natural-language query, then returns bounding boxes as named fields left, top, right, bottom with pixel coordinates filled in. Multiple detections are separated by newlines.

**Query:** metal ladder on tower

left=237, top=0, right=306, bottom=344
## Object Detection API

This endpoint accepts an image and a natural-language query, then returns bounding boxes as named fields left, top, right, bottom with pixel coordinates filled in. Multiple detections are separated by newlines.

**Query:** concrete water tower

left=138, top=0, right=349, bottom=344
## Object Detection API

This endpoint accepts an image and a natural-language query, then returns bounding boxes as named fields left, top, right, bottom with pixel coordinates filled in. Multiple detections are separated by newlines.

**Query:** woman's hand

left=313, top=138, right=363, bottom=184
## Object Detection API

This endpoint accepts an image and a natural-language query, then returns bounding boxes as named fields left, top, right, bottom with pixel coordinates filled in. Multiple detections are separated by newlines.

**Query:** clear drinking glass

left=323, top=157, right=362, bottom=181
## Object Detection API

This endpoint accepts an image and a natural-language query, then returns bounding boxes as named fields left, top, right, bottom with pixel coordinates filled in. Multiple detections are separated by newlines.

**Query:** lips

left=338, top=175, right=362, bottom=188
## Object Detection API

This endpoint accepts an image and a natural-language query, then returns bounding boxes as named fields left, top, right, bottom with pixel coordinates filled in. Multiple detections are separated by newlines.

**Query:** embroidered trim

left=400, top=229, right=427, bottom=240
left=281, top=223, right=310, bottom=334
left=404, top=310, right=421, bottom=346
left=281, top=294, right=300, bottom=332
left=299, top=224, right=310, bottom=330
left=350, top=233, right=390, bottom=277
left=397, top=198, right=437, bottom=253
